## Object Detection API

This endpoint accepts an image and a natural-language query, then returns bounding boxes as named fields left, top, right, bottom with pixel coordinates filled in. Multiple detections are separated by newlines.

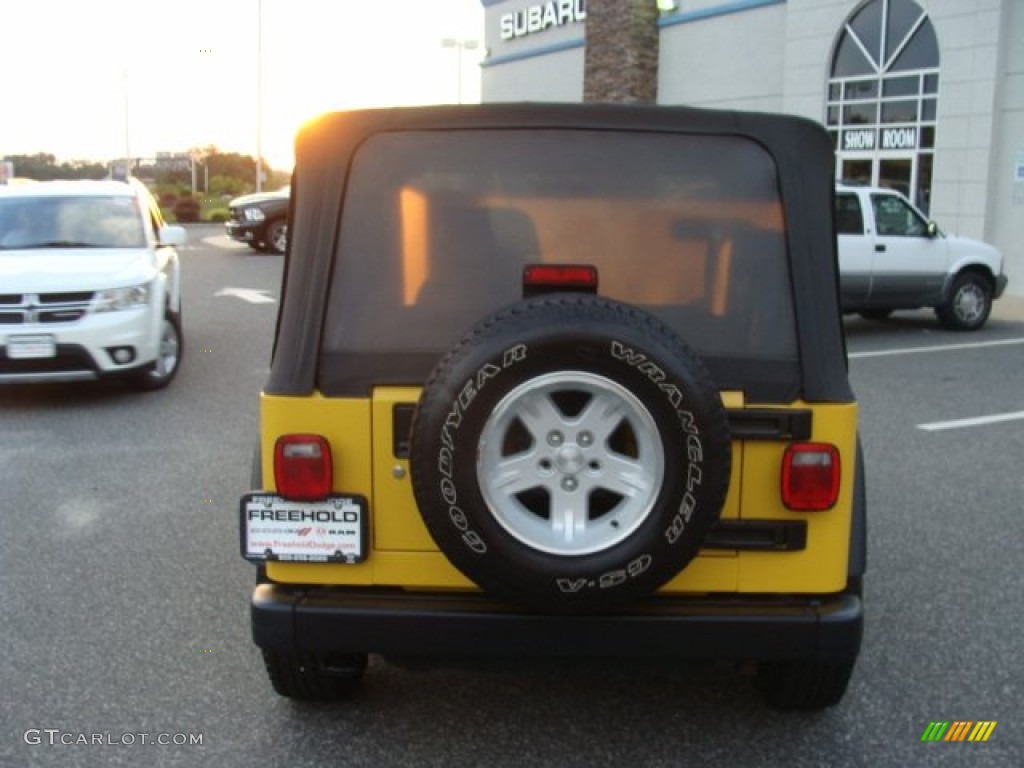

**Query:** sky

left=0, top=0, right=485, bottom=171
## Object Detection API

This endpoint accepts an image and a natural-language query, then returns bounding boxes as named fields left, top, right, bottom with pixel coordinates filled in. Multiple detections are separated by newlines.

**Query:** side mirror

left=159, top=224, right=188, bottom=247
left=926, top=220, right=939, bottom=238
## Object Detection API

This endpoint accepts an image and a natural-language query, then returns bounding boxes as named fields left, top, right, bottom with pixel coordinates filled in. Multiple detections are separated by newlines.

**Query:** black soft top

left=268, top=103, right=851, bottom=403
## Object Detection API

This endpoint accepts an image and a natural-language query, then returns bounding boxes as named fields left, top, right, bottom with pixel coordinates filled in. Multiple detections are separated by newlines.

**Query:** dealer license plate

left=240, top=493, right=367, bottom=563
left=6, top=334, right=56, bottom=359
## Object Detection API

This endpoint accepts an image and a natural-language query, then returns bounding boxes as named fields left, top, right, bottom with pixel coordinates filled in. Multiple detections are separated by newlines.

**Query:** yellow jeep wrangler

left=241, top=104, right=865, bottom=710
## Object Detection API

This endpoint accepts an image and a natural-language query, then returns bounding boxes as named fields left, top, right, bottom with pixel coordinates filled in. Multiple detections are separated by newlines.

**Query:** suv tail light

left=274, top=435, right=332, bottom=501
left=782, top=443, right=840, bottom=511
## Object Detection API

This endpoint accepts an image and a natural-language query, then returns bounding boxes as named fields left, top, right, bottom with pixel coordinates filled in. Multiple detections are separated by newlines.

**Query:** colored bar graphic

left=921, top=721, right=997, bottom=743
left=945, top=721, right=973, bottom=741
left=969, top=722, right=997, bottom=742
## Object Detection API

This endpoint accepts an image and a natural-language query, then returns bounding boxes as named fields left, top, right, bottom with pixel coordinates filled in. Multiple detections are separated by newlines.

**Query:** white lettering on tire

left=436, top=344, right=528, bottom=556
left=556, top=553, right=653, bottom=593
left=609, top=340, right=707, bottom=547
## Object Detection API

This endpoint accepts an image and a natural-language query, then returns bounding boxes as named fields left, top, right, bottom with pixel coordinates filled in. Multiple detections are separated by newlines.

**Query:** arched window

left=826, top=0, right=939, bottom=212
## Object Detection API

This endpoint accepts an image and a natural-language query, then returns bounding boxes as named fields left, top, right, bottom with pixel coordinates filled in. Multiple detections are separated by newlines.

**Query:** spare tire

left=410, top=295, right=731, bottom=612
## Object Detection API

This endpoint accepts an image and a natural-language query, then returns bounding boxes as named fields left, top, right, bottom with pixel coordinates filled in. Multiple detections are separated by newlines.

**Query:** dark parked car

left=226, top=188, right=289, bottom=253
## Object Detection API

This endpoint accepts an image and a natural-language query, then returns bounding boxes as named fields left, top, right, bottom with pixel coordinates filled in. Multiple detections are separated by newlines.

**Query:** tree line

left=4, top=148, right=290, bottom=197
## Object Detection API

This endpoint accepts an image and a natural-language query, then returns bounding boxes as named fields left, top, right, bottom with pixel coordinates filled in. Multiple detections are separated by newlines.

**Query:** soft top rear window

left=319, top=129, right=799, bottom=399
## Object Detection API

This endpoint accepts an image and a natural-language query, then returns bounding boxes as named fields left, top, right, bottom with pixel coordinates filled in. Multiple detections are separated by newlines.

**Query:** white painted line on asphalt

left=214, top=287, right=276, bottom=304
left=849, top=337, right=1024, bottom=359
left=918, top=411, right=1024, bottom=432
left=202, top=235, right=248, bottom=249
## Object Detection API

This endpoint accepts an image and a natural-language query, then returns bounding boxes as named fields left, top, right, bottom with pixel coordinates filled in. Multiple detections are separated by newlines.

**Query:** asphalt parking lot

left=1, top=229, right=1021, bottom=767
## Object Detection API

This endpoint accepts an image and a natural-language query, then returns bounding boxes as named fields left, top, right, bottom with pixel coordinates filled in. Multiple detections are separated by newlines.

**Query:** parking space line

left=849, top=337, right=1024, bottom=359
left=918, top=411, right=1024, bottom=432
left=202, top=235, right=249, bottom=250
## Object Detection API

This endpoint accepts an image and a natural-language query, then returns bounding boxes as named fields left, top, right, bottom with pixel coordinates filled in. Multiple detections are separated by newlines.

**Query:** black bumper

left=252, top=585, right=863, bottom=664
left=225, top=221, right=260, bottom=243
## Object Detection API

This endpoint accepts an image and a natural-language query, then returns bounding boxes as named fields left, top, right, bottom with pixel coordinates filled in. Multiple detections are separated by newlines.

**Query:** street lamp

left=113, top=67, right=131, bottom=181
left=255, top=0, right=264, bottom=191
left=123, top=68, right=131, bottom=169
left=440, top=38, right=481, bottom=104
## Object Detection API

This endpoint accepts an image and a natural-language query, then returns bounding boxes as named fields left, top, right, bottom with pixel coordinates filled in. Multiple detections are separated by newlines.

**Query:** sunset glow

left=0, top=0, right=483, bottom=171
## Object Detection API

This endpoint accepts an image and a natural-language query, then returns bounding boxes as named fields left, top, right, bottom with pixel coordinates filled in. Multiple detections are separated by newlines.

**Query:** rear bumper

left=252, top=584, right=863, bottom=664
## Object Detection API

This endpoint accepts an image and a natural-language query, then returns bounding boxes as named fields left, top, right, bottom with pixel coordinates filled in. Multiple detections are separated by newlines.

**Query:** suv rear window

left=319, top=130, right=799, bottom=397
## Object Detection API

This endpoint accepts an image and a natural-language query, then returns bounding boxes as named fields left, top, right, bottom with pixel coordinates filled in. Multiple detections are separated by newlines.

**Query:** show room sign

left=501, top=0, right=587, bottom=40
left=843, top=128, right=920, bottom=152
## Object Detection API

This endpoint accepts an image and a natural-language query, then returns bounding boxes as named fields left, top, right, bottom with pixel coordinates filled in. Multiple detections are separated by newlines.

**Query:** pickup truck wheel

left=758, top=660, right=855, bottom=710
left=262, top=650, right=366, bottom=700
left=265, top=219, right=288, bottom=254
left=936, top=273, right=992, bottom=331
left=410, top=295, right=731, bottom=613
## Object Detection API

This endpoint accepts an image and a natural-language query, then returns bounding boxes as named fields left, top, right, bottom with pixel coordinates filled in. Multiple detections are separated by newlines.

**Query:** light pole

left=255, top=0, right=264, bottom=191
left=440, top=38, right=481, bottom=104
left=114, top=67, right=131, bottom=181
left=123, top=68, right=130, bottom=168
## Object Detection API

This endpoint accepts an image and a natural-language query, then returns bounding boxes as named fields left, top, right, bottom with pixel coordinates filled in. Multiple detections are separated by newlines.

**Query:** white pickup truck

left=835, top=184, right=1008, bottom=330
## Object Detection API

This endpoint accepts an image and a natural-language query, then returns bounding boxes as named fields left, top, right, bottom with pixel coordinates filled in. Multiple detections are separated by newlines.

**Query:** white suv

left=0, top=179, right=186, bottom=389
left=835, top=183, right=1007, bottom=330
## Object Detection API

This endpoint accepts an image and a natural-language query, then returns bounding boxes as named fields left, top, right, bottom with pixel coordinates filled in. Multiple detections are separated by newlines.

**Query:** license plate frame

left=240, top=493, right=367, bottom=563
left=6, top=334, right=57, bottom=359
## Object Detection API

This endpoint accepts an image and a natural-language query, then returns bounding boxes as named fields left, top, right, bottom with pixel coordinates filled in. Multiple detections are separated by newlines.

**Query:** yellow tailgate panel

left=263, top=390, right=857, bottom=596
left=736, top=401, right=858, bottom=593
left=372, top=387, right=437, bottom=551
left=261, top=393, right=375, bottom=585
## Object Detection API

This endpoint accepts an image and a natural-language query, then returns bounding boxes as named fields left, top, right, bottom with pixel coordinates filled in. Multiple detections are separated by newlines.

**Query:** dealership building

left=479, top=0, right=1024, bottom=296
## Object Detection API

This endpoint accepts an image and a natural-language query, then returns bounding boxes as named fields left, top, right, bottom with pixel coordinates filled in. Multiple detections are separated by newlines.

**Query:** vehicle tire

left=936, top=272, right=992, bottom=331
left=409, top=295, right=731, bottom=613
left=758, top=660, right=855, bottom=710
left=262, top=650, right=367, bottom=700
left=265, top=219, right=288, bottom=254
left=131, top=312, right=182, bottom=391
left=858, top=309, right=892, bottom=321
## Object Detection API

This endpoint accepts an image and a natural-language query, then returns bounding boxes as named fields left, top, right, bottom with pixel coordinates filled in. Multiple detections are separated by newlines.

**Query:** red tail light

left=523, top=264, right=598, bottom=296
left=782, top=443, right=840, bottom=511
left=274, top=435, right=332, bottom=501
